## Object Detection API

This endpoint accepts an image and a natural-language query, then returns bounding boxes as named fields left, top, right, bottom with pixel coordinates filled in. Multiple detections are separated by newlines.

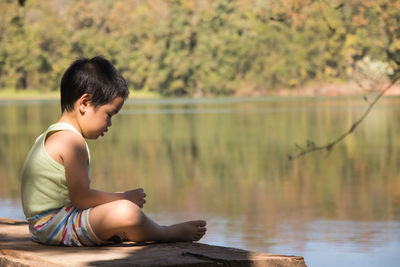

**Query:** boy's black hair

left=60, top=56, right=129, bottom=112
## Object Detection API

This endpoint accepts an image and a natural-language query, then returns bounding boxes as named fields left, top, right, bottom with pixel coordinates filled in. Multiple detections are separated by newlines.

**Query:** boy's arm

left=59, top=131, right=145, bottom=209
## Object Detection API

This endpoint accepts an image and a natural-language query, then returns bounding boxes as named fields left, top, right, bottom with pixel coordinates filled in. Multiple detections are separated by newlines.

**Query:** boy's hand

left=123, top=188, right=146, bottom=208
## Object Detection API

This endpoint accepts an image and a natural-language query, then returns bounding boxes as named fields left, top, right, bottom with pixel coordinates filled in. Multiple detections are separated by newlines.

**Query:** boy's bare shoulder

left=45, top=130, right=87, bottom=165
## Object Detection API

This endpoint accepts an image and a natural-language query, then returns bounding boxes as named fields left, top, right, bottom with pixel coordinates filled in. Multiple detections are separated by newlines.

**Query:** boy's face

left=81, top=96, right=124, bottom=139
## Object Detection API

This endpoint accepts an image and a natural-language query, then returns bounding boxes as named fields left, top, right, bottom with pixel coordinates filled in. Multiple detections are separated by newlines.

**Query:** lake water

left=1, top=96, right=400, bottom=266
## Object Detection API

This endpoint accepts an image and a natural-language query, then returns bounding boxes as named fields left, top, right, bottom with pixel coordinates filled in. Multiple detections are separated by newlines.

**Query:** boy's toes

left=196, top=232, right=205, bottom=238
left=191, top=220, right=206, bottom=229
left=196, top=220, right=207, bottom=227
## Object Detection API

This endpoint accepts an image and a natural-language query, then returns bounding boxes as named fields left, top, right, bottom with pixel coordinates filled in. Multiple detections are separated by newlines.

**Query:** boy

left=21, top=56, right=206, bottom=246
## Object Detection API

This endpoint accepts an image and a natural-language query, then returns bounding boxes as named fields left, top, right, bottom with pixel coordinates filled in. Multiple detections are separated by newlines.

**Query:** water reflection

left=269, top=220, right=400, bottom=266
left=1, top=97, right=400, bottom=266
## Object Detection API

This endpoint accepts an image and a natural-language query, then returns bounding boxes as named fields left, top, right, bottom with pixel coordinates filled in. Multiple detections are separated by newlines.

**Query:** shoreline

left=0, top=89, right=160, bottom=101
left=1, top=82, right=400, bottom=101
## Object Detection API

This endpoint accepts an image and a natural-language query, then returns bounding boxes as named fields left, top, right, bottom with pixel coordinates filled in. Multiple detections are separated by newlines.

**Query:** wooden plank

left=0, top=217, right=306, bottom=267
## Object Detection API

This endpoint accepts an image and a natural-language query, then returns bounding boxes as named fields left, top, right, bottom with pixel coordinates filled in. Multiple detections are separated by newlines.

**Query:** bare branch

left=288, top=77, right=399, bottom=160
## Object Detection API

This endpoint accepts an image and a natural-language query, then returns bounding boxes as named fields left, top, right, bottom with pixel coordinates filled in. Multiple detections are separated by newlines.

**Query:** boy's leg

left=89, top=200, right=206, bottom=243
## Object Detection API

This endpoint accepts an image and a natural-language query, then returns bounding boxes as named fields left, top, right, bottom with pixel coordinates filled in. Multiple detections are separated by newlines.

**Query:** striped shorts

left=27, top=205, right=103, bottom=246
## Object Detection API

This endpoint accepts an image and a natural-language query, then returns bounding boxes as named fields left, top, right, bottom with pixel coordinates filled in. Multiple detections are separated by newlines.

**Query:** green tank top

left=21, top=122, right=91, bottom=218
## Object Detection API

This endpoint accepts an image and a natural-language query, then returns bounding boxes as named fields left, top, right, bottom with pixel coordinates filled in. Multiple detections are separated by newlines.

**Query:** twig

left=181, top=251, right=229, bottom=266
left=318, top=0, right=336, bottom=34
left=288, top=77, right=399, bottom=160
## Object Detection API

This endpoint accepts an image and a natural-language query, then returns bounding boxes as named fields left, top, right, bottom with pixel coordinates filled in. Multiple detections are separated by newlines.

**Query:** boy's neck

left=57, top=112, right=82, bottom=136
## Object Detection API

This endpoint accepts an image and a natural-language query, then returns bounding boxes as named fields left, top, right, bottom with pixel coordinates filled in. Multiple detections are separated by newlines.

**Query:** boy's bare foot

left=164, top=220, right=207, bottom=242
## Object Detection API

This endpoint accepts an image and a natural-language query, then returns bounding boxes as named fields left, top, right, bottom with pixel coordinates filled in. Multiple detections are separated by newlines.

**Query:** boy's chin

left=84, top=134, right=101, bottom=139
left=83, top=130, right=106, bottom=139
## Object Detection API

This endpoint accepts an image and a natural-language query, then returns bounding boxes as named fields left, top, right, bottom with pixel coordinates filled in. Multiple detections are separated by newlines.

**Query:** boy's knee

left=112, top=200, right=143, bottom=226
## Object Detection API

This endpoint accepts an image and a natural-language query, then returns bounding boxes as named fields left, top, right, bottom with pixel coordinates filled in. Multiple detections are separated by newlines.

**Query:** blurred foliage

left=1, top=0, right=400, bottom=96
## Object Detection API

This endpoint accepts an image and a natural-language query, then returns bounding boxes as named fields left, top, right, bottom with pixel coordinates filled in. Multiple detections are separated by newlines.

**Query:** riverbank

left=0, top=217, right=306, bottom=267
left=271, top=82, right=400, bottom=97
left=0, top=89, right=161, bottom=100
left=235, top=81, right=400, bottom=97
left=1, top=82, right=400, bottom=100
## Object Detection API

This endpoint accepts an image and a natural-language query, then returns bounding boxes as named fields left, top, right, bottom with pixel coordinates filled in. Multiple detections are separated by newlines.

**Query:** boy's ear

left=78, top=93, right=92, bottom=114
